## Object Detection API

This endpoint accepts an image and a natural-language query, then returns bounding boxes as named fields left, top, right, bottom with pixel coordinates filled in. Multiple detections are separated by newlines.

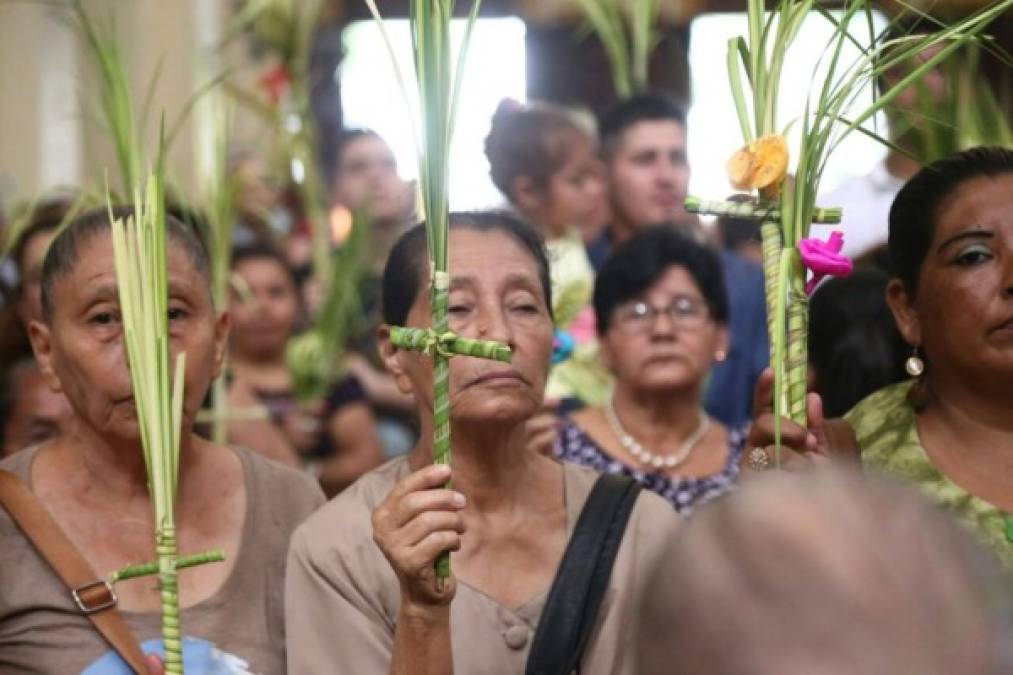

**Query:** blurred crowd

left=2, top=27, right=1013, bottom=673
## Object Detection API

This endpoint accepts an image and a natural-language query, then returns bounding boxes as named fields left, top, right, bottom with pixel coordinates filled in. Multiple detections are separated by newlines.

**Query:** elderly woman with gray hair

left=0, top=208, right=324, bottom=673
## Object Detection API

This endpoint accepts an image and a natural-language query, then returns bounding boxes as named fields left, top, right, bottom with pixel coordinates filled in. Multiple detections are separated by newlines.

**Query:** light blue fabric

left=82, top=636, right=251, bottom=675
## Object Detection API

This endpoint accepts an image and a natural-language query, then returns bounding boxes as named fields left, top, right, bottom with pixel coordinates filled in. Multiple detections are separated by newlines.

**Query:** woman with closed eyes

left=285, top=212, right=684, bottom=674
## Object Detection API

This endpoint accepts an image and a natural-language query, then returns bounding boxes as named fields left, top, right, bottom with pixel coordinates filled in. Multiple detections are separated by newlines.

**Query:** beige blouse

left=0, top=445, right=325, bottom=674
left=286, top=456, right=684, bottom=674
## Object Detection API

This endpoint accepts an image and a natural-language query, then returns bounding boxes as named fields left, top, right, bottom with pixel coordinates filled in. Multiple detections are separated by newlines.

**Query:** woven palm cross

left=389, top=273, right=512, bottom=588
left=686, top=196, right=841, bottom=431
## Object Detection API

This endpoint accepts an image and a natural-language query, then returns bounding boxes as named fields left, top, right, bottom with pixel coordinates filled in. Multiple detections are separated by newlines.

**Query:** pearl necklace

left=604, top=396, right=709, bottom=470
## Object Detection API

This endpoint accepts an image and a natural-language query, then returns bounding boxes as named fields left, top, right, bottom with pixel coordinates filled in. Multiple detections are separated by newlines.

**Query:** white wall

left=0, top=0, right=232, bottom=211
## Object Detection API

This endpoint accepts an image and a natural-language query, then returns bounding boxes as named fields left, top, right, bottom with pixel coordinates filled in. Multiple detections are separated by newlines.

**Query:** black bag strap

left=526, top=473, right=642, bottom=675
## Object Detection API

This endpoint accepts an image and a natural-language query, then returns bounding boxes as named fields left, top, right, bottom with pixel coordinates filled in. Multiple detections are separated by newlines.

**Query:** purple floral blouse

left=554, top=420, right=744, bottom=514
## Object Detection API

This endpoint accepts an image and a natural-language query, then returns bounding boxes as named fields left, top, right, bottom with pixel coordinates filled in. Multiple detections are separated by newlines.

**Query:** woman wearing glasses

left=555, top=226, right=742, bottom=512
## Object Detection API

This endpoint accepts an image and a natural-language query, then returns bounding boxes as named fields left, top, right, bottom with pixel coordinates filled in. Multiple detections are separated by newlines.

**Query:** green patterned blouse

left=846, top=380, right=1013, bottom=569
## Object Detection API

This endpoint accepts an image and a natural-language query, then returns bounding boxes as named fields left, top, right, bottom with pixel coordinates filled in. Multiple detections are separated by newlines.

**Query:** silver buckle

left=71, top=580, right=118, bottom=614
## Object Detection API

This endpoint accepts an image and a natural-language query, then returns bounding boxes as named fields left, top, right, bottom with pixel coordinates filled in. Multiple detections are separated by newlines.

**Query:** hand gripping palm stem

left=388, top=276, right=512, bottom=589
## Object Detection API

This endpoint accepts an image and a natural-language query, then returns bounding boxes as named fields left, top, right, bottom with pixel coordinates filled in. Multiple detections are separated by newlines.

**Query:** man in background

left=592, top=93, right=768, bottom=431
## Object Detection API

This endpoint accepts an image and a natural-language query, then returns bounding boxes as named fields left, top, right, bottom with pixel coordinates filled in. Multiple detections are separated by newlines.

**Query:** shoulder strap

left=526, top=473, right=642, bottom=675
left=0, top=469, right=149, bottom=675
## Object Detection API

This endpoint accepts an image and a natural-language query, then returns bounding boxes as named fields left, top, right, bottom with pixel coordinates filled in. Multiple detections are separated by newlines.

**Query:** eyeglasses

left=613, top=295, right=709, bottom=334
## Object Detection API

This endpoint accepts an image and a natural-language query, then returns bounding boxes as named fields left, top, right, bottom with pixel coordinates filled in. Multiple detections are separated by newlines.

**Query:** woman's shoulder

left=0, top=448, right=40, bottom=538
left=560, top=460, right=681, bottom=532
left=843, top=380, right=918, bottom=464
left=842, top=382, right=947, bottom=490
left=630, top=483, right=684, bottom=529
left=285, top=457, right=407, bottom=618
left=291, top=456, right=411, bottom=559
left=0, top=445, right=38, bottom=479
left=0, top=446, right=47, bottom=533
left=844, top=380, right=914, bottom=428
left=231, top=445, right=324, bottom=518
left=615, top=474, right=684, bottom=580
left=560, top=458, right=605, bottom=500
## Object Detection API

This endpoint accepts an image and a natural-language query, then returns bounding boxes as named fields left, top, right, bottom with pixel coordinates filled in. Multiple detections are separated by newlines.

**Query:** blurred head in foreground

left=663, top=468, right=1013, bottom=675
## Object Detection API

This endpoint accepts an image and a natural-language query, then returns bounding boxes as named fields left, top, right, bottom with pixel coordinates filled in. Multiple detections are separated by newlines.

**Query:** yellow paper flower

left=726, top=134, right=789, bottom=194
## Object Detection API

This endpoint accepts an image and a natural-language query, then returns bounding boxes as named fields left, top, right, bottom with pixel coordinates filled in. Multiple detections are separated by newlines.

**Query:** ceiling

left=333, top=0, right=1007, bottom=25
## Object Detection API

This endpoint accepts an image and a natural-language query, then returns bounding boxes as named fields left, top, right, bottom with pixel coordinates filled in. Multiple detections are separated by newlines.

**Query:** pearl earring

left=905, top=347, right=924, bottom=378
left=714, top=350, right=727, bottom=363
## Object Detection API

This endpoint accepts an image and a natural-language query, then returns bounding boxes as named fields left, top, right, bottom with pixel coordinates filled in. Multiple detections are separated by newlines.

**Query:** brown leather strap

left=0, top=469, right=149, bottom=674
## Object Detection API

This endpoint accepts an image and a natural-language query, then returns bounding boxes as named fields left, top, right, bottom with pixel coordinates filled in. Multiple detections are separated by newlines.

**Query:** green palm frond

left=716, top=0, right=1012, bottom=442
left=286, top=210, right=369, bottom=401
left=74, top=0, right=142, bottom=197
left=229, top=0, right=330, bottom=279
left=367, top=1, right=523, bottom=591
left=900, top=42, right=1013, bottom=162
left=575, top=0, right=660, bottom=97
left=109, top=133, right=188, bottom=673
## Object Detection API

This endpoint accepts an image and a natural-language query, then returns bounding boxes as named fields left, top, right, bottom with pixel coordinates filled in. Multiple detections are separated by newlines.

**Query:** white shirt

left=812, top=163, right=906, bottom=258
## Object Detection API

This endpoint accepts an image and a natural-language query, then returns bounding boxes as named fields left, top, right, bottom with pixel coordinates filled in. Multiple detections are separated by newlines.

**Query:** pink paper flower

left=799, top=231, right=853, bottom=295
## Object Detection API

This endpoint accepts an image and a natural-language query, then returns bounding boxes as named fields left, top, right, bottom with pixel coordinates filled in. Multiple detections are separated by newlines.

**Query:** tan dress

left=0, top=445, right=325, bottom=674
left=286, top=456, right=684, bottom=674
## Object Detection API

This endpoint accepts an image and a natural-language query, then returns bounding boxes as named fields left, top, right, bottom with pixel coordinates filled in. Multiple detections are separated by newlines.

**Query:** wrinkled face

left=333, top=135, right=411, bottom=225
left=386, top=229, right=554, bottom=426
left=537, top=139, right=607, bottom=236
left=601, top=265, right=727, bottom=393
left=229, top=257, right=299, bottom=359
left=17, top=229, right=57, bottom=324
left=2, top=364, right=73, bottom=457
left=29, top=233, right=228, bottom=444
left=608, top=120, right=690, bottom=230
left=897, top=174, right=1013, bottom=384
